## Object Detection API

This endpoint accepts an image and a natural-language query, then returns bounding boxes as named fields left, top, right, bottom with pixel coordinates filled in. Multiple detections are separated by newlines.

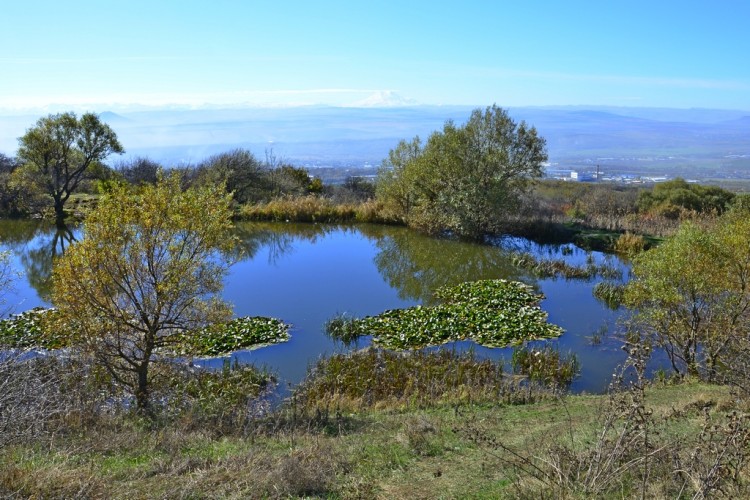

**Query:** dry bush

left=0, top=351, right=109, bottom=447
left=672, top=410, right=750, bottom=498
left=460, top=341, right=667, bottom=497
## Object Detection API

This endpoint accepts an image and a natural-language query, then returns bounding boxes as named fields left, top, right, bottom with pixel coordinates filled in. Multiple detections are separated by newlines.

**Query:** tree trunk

left=53, top=197, right=66, bottom=228
left=134, top=363, right=151, bottom=416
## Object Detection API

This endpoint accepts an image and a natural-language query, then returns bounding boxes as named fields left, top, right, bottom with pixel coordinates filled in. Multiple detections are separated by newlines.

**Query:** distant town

left=545, top=167, right=683, bottom=184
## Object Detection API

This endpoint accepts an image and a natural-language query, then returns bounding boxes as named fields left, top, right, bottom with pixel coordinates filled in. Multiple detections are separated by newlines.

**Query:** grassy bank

left=0, top=381, right=738, bottom=498
left=2, top=345, right=748, bottom=498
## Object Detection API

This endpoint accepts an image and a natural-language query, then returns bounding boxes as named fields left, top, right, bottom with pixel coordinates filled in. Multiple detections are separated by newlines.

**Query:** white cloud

left=0, top=88, right=412, bottom=114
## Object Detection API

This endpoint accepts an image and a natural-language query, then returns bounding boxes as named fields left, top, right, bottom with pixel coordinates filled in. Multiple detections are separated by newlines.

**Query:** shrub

left=637, top=178, right=734, bottom=218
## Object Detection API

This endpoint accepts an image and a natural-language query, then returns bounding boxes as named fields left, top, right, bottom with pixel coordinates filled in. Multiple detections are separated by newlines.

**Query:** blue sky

left=2, top=0, right=749, bottom=112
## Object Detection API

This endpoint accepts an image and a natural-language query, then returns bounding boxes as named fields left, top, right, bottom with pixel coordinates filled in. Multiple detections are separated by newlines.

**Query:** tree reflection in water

left=231, top=222, right=532, bottom=304
left=231, top=222, right=338, bottom=265
left=20, top=224, right=77, bottom=302
left=0, top=221, right=79, bottom=303
left=357, top=225, right=528, bottom=304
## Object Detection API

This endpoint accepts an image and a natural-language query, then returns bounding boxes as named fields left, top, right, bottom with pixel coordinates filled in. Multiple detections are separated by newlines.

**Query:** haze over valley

left=3, top=103, right=749, bottom=182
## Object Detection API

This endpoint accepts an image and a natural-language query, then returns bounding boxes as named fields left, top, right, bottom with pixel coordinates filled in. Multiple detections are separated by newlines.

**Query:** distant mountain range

left=1, top=105, right=748, bottom=179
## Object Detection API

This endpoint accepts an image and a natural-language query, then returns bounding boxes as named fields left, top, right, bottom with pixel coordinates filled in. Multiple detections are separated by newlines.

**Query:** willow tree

left=376, top=105, right=547, bottom=239
left=17, top=112, right=124, bottom=225
left=52, top=174, right=235, bottom=412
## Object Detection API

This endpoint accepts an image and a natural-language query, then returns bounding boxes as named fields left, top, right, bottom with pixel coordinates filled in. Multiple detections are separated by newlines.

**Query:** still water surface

left=0, top=220, right=637, bottom=393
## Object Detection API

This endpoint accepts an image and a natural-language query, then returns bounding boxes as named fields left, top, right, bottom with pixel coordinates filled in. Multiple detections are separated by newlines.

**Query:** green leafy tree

left=274, top=165, right=321, bottom=196
left=376, top=105, right=547, bottom=239
left=192, top=149, right=271, bottom=204
left=116, top=156, right=162, bottom=186
left=376, top=137, right=423, bottom=218
left=624, top=218, right=750, bottom=377
left=16, top=112, right=124, bottom=225
left=52, top=174, right=235, bottom=412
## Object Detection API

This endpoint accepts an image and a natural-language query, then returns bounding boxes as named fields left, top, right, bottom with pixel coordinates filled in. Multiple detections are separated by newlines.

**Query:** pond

left=0, top=219, right=641, bottom=393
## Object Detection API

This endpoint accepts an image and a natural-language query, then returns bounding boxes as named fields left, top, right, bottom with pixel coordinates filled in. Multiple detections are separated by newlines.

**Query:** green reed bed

left=511, top=345, right=580, bottom=387
left=592, top=281, right=626, bottom=309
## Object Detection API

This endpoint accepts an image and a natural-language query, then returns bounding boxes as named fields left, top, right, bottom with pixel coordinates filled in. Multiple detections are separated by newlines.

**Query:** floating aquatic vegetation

left=346, top=279, right=563, bottom=350
left=180, top=316, right=291, bottom=356
left=0, top=308, right=67, bottom=349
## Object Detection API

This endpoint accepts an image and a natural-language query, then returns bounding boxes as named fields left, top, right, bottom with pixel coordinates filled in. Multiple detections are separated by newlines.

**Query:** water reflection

left=0, top=220, right=635, bottom=393
left=0, top=221, right=79, bottom=303
left=358, top=224, right=527, bottom=303
left=232, top=222, right=335, bottom=265
left=1, top=220, right=531, bottom=308
left=0, top=219, right=48, bottom=249
left=21, top=225, right=77, bottom=301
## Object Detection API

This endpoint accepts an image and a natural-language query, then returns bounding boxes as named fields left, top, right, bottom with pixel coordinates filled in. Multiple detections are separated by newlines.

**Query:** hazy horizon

left=4, top=104, right=748, bottom=182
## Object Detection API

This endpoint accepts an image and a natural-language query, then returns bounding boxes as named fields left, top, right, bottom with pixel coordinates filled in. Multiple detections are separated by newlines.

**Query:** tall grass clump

left=510, top=252, right=622, bottom=280
left=511, top=345, right=580, bottom=387
left=238, top=195, right=357, bottom=222
left=157, top=359, right=275, bottom=433
left=613, top=231, right=647, bottom=256
left=593, top=281, right=625, bottom=309
left=324, top=313, right=364, bottom=347
left=237, top=196, right=399, bottom=224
